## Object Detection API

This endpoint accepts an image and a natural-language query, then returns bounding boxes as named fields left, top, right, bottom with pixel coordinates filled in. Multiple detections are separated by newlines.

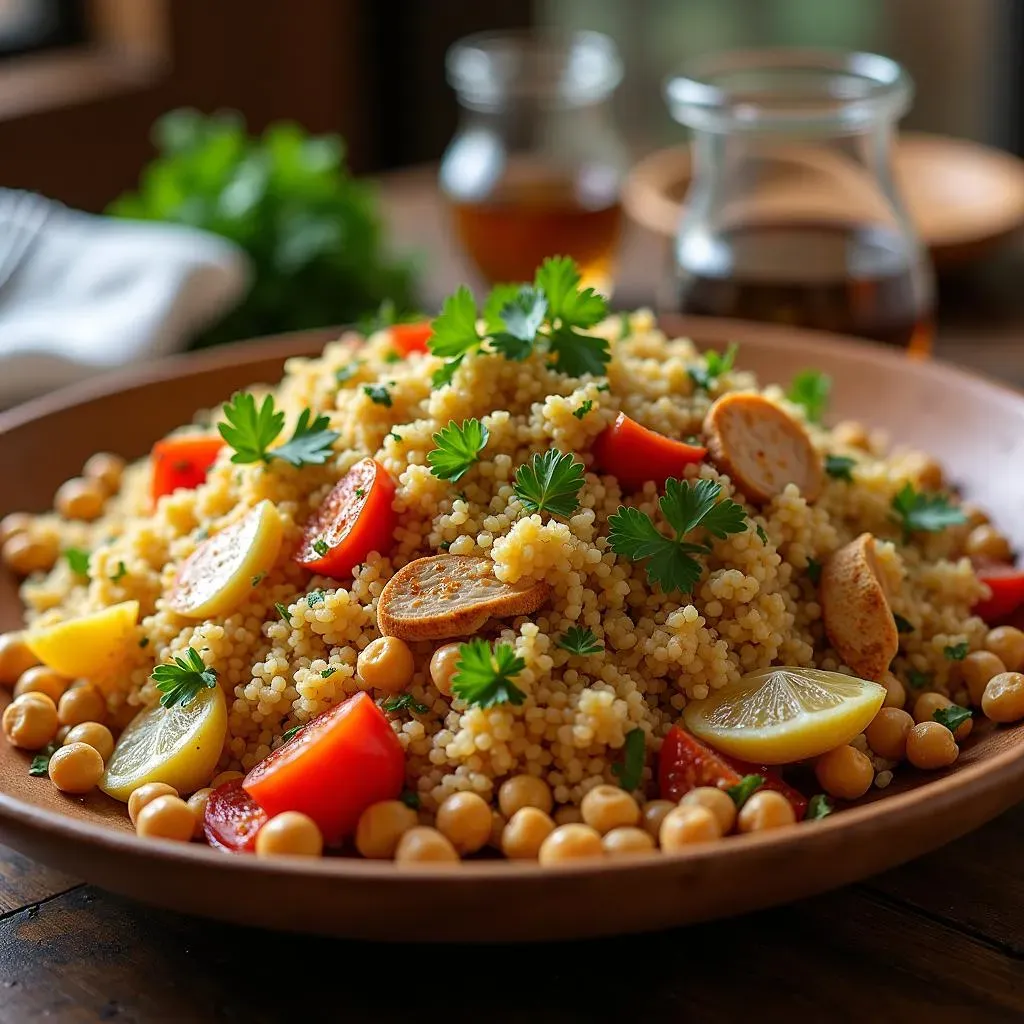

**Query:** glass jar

left=665, top=49, right=934, bottom=356
left=441, top=30, right=628, bottom=293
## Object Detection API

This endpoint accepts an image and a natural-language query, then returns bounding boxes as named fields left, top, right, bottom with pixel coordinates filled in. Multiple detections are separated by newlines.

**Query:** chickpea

left=394, top=826, right=460, bottom=864
left=913, top=691, right=952, bottom=724
left=0, top=633, right=39, bottom=687
left=355, top=799, right=418, bottom=859
left=552, top=805, right=583, bottom=826
left=57, top=683, right=106, bottom=727
left=641, top=799, right=675, bottom=840
left=538, top=823, right=604, bottom=865
left=602, top=826, right=656, bottom=857
left=982, top=672, right=1024, bottom=724
left=580, top=785, right=641, bottom=834
left=357, top=636, right=415, bottom=694
left=0, top=512, right=32, bottom=546
left=865, top=707, right=914, bottom=761
left=429, top=643, right=461, bottom=696
left=880, top=672, right=907, bottom=710
left=906, top=721, right=959, bottom=770
left=737, top=790, right=797, bottom=833
left=679, top=786, right=737, bottom=835
left=255, top=811, right=323, bottom=857
left=961, top=650, right=1007, bottom=706
left=210, top=770, right=244, bottom=789
left=14, top=665, right=69, bottom=704
left=54, top=477, right=106, bottom=522
left=912, top=456, right=944, bottom=492
left=47, top=742, right=104, bottom=794
left=2, top=692, right=58, bottom=750
left=186, top=788, right=213, bottom=839
left=2, top=531, right=58, bottom=575
left=660, top=805, right=721, bottom=850
left=435, top=791, right=492, bottom=855
left=985, top=627, right=1024, bottom=673
left=83, top=452, right=125, bottom=496
left=498, top=773, right=553, bottom=818
left=136, top=794, right=198, bottom=842
left=63, top=722, right=114, bottom=763
left=501, top=807, right=555, bottom=860
left=128, top=782, right=178, bottom=826
left=814, top=745, right=874, bottom=800
left=965, top=524, right=1013, bottom=564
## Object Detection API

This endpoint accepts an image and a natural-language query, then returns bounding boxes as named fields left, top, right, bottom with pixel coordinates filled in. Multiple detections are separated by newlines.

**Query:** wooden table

left=3, top=168, right=1024, bottom=1022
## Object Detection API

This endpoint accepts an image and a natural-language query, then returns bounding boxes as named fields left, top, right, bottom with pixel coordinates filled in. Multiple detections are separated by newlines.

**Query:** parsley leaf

left=608, top=478, right=748, bottom=595
left=787, top=370, right=831, bottom=423
left=362, top=384, right=392, bottom=407
left=427, top=418, right=490, bottom=483
left=805, top=794, right=833, bottom=820
left=611, top=728, right=646, bottom=791
left=219, top=392, right=285, bottom=464
left=726, top=774, right=764, bottom=808
left=513, top=450, right=586, bottom=518
left=280, top=725, right=302, bottom=743
left=894, top=614, right=914, bottom=634
left=483, top=283, right=526, bottom=334
left=336, top=360, right=362, bottom=384
left=110, top=561, right=128, bottom=583
left=824, top=454, right=856, bottom=482
left=151, top=648, right=218, bottom=709
left=381, top=692, right=430, bottom=715
left=29, top=742, right=59, bottom=778
left=572, top=400, right=593, bottom=420
left=490, top=286, right=547, bottom=360
left=557, top=626, right=604, bottom=656
left=275, top=602, right=292, bottom=624
left=934, top=704, right=972, bottom=733
left=689, top=343, right=738, bottom=392
left=534, top=257, right=610, bottom=376
left=429, top=285, right=482, bottom=359
left=756, top=523, right=769, bottom=546
left=907, top=669, right=931, bottom=690
left=268, top=409, right=339, bottom=467
left=64, top=548, right=90, bottom=578
left=320, top=668, right=335, bottom=678
left=451, top=639, right=527, bottom=708
left=806, top=558, right=823, bottom=585
left=306, top=590, right=325, bottom=608
left=312, top=537, right=329, bottom=557
left=944, top=641, right=970, bottom=661
left=891, top=483, right=967, bottom=542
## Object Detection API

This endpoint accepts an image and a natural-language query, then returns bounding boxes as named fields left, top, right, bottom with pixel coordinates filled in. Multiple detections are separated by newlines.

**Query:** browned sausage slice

left=703, top=392, right=823, bottom=503
left=377, top=554, right=550, bottom=641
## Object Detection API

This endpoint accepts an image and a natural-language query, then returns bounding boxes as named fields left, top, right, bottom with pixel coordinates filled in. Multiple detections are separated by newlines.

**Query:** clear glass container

left=665, top=49, right=935, bottom=356
left=441, top=30, right=628, bottom=293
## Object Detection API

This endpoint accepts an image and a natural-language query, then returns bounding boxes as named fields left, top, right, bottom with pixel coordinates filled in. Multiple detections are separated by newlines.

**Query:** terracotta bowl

left=1, top=319, right=1023, bottom=942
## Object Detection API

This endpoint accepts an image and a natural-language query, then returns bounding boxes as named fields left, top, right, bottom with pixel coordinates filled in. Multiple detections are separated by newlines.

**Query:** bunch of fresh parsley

left=219, top=392, right=338, bottom=467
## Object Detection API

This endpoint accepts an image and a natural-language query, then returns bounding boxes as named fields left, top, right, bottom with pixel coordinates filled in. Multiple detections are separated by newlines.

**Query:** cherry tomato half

left=974, top=565, right=1024, bottom=623
left=204, top=779, right=268, bottom=853
left=151, top=435, right=225, bottom=503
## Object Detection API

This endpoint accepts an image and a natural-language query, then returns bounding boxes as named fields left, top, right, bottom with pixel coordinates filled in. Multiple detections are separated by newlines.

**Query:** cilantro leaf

left=944, top=641, right=970, bottom=661
left=725, top=774, right=764, bottom=808
left=787, top=370, right=831, bottom=423
left=64, top=548, right=90, bottom=578
left=219, top=392, right=285, bottom=464
left=362, top=384, right=392, bottom=407
left=428, top=285, right=481, bottom=359
left=557, top=626, right=604, bottom=656
left=427, top=418, right=490, bottom=483
left=381, top=692, right=430, bottom=715
left=451, top=639, right=527, bottom=708
left=806, top=558, right=823, bottom=585
left=269, top=409, right=339, bottom=467
left=513, top=450, right=586, bottom=518
left=805, top=794, right=833, bottom=820
left=689, top=343, right=737, bottom=392
left=907, top=669, right=931, bottom=690
left=572, top=400, right=593, bottom=420
left=891, top=483, right=967, bottom=542
left=934, top=704, right=972, bottom=733
left=825, top=454, right=856, bottom=482
left=151, top=648, right=218, bottom=709
left=611, top=728, right=646, bottom=791
left=894, top=614, right=914, bottom=634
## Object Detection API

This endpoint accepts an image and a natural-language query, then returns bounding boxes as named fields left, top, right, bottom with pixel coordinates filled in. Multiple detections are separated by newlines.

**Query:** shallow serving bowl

left=1, top=318, right=1023, bottom=942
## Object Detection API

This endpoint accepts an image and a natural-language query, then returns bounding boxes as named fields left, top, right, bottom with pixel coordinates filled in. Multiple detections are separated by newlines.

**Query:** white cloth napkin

left=0, top=198, right=250, bottom=408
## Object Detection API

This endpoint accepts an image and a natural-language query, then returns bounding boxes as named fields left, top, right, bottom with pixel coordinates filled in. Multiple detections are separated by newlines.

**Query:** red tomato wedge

left=243, top=692, right=405, bottom=846
left=973, top=565, right=1024, bottom=623
left=151, top=435, right=225, bottom=502
left=390, top=321, right=433, bottom=356
left=295, top=458, right=396, bottom=578
left=204, top=779, right=268, bottom=853
left=592, top=413, right=707, bottom=492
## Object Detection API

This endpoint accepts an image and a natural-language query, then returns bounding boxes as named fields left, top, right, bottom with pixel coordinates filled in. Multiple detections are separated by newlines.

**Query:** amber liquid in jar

left=676, top=222, right=933, bottom=356
left=451, top=174, right=622, bottom=288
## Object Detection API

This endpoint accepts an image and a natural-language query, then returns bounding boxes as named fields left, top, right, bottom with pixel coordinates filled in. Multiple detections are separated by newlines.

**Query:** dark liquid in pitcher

left=676, top=222, right=932, bottom=356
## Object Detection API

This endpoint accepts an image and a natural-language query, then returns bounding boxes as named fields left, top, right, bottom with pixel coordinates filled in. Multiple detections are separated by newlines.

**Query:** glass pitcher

left=441, top=30, right=628, bottom=293
left=665, top=49, right=934, bottom=357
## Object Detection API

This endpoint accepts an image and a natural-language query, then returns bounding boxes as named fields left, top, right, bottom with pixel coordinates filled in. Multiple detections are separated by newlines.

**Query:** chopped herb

left=362, top=384, right=392, bottom=407
left=944, top=641, right=970, bottom=661
left=251, top=572, right=265, bottom=587
left=907, top=669, right=931, bottom=690
left=825, top=454, right=856, bottom=482
left=381, top=692, right=430, bottom=715
left=805, top=794, right=833, bottom=820
left=611, top=728, right=646, bottom=791
left=307, top=590, right=325, bottom=608
left=336, top=360, right=362, bottom=384
left=557, top=626, right=604, bottom=656
left=64, top=547, right=90, bottom=578
left=152, top=648, right=218, bottom=709
left=608, top=478, right=747, bottom=595
left=894, top=614, right=914, bottom=634
left=512, top=449, right=586, bottom=519
left=596, top=383, right=611, bottom=393
left=355, top=487, right=366, bottom=498
left=139, top=637, right=150, bottom=648
left=756, top=523, right=769, bottom=546
left=689, top=343, right=738, bottom=392
left=572, top=400, right=593, bottom=420
left=219, top=392, right=339, bottom=467
left=619, top=311, right=632, bottom=339
left=312, top=538, right=329, bottom=557
left=725, top=774, right=764, bottom=808
left=400, top=790, right=421, bottom=810
left=806, top=558, right=823, bottom=585
left=269, top=408, right=340, bottom=467
left=431, top=353, right=465, bottom=389
left=280, top=725, right=302, bottom=743
left=388, top=431, right=403, bottom=443
left=787, top=370, right=831, bottom=423
left=934, top=704, right=972, bottom=733
left=891, top=483, right=967, bottom=542
left=195, top=527, right=210, bottom=541
left=383, top=350, right=401, bottom=364
left=320, top=668, right=335, bottom=679
left=438, top=540, right=452, bottom=552
left=533, top=257, right=610, bottom=376
left=451, top=638, right=527, bottom=708
left=275, top=602, right=292, bottom=624
left=28, top=742, right=58, bottom=778
left=427, top=418, right=490, bottom=483
left=428, top=285, right=483, bottom=386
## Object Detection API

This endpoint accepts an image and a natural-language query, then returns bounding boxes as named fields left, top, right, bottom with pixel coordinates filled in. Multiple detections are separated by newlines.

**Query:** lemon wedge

left=683, top=667, right=885, bottom=765
left=24, top=601, right=140, bottom=680
left=100, top=683, right=227, bottom=801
